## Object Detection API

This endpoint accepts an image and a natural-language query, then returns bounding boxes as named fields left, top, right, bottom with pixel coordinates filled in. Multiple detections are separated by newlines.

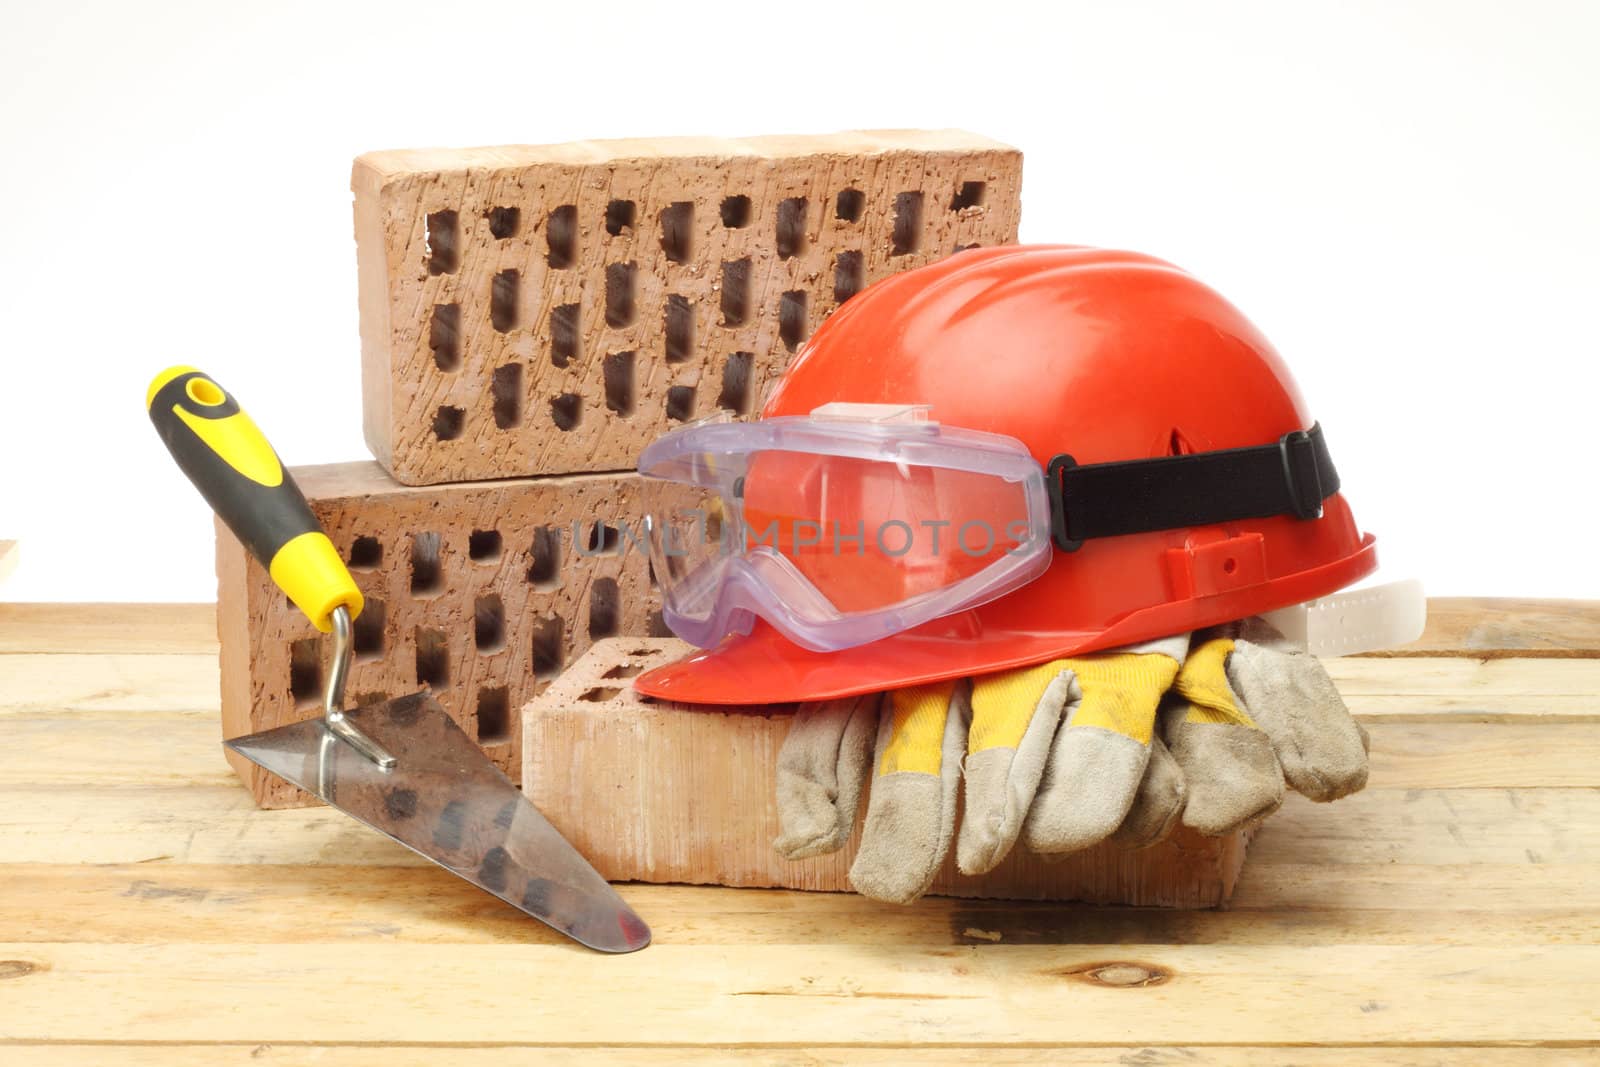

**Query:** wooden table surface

left=1, top=599, right=1597, bottom=1064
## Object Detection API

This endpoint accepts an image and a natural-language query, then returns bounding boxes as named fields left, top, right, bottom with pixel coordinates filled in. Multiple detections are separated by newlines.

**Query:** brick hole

left=348, top=536, right=382, bottom=570
left=720, top=194, right=751, bottom=228
left=660, top=201, right=693, bottom=263
left=469, top=529, right=502, bottom=562
left=579, top=686, right=623, bottom=703
left=602, top=662, right=645, bottom=680
left=779, top=290, right=808, bottom=352
left=835, top=188, right=865, bottom=222
left=415, top=628, right=449, bottom=688
left=550, top=302, right=580, bottom=368
left=954, top=242, right=981, bottom=254
left=603, top=351, right=636, bottom=416
left=891, top=192, right=924, bottom=256
left=950, top=181, right=987, bottom=211
left=776, top=197, right=808, bottom=260
left=664, top=294, right=694, bottom=363
left=605, top=199, right=636, bottom=237
left=549, top=393, right=582, bottom=431
left=410, top=532, right=442, bottom=596
left=475, top=594, right=505, bottom=653
left=491, top=363, right=523, bottom=429
left=530, top=614, right=565, bottom=680
left=666, top=385, right=697, bottom=422
left=432, top=405, right=464, bottom=441
left=527, top=525, right=561, bottom=590
left=720, top=258, right=751, bottom=326
left=289, top=638, right=322, bottom=709
left=589, top=578, right=620, bottom=638
left=834, top=251, right=864, bottom=304
left=605, top=262, right=637, bottom=328
left=646, top=609, right=674, bottom=637
left=717, top=352, right=754, bottom=415
left=353, top=599, right=385, bottom=663
left=546, top=204, right=577, bottom=268
left=491, top=269, right=520, bottom=332
left=487, top=206, right=520, bottom=239
left=425, top=210, right=458, bottom=275
left=584, top=520, right=622, bottom=555
left=429, top=303, right=461, bottom=371
left=352, top=691, right=388, bottom=707
left=476, top=686, right=510, bottom=744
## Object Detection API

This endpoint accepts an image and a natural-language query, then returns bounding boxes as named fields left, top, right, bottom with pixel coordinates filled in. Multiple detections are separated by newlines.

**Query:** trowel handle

left=147, top=366, right=362, bottom=632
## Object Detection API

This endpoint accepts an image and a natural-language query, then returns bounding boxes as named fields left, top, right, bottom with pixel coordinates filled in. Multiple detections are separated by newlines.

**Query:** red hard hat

left=634, top=245, right=1376, bottom=705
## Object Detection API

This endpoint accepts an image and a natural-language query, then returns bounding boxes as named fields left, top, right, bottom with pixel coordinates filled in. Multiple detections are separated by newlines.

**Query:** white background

left=1, top=0, right=1596, bottom=602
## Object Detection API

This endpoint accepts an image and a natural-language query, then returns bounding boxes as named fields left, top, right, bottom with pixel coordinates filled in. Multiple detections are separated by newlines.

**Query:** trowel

left=147, top=366, right=650, bottom=953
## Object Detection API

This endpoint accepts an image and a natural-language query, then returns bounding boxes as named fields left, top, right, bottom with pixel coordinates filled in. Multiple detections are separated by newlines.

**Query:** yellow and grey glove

left=774, top=635, right=1188, bottom=904
left=1114, top=617, right=1370, bottom=848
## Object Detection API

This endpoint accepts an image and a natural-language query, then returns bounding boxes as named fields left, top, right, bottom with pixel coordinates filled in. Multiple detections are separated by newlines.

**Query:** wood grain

left=5, top=1049, right=1598, bottom=1066
left=0, top=599, right=1596, bottom=1058
left=0, top=601, right=216, bottom=655
left=1377, top=596, right=1600, bottom=658
left=2, top=941, right=1597, bottom=1045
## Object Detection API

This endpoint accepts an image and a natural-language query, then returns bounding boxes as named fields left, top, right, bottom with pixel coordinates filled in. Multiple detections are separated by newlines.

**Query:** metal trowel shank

left=227, top=692, right=651, bottom=954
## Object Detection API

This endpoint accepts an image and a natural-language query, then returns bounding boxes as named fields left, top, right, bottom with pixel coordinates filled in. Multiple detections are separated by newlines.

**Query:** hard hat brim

left=633, top=534, right=1378, bottom=706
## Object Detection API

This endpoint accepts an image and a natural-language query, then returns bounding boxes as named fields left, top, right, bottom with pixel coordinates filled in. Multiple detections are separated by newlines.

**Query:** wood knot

left=1053, top=960, right=1170, bottom=988
left=0, top=959, right=45, bottom=980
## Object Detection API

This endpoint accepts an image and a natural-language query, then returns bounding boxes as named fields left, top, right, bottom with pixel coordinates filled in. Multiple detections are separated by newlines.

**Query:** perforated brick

left=522, top=639, right=1251, bottom=905
left=353, top=130, right=1023, bottom=485
left=215, top=461, right=685, bottom=809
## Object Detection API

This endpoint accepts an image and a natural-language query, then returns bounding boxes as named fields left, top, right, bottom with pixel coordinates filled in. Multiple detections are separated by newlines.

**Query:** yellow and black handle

left=146, top=366, right=362, bottom=632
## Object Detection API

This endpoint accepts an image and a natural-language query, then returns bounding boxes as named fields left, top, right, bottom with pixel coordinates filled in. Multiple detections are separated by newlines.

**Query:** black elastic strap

left=1049, top=423, right=1339, bottom=551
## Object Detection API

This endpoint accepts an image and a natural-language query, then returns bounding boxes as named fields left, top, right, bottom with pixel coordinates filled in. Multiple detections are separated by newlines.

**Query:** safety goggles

left=638, top=405, right=1342, bottom=653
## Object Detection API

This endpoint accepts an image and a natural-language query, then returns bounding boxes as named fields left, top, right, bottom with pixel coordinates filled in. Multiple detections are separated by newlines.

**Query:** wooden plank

left=0, top=654, right=218, bottom=715
left=1, top=864, right=1596, bottom=948
left=0, top=713, right=233, bottom=786
left=1232, top=863, right=1600, bottom=912
left=3, top=1048, right=1596, bottom=1066
left=1, top=941, right=1597, bottom=1045
left=0, top=784, right=415, bottom=866
left=1365, top=722, right=1600, bottom=787
left=8, top=714, right=1592, bottom=791
left=1325, top=656, right=1600, bottom=721
left=1247, top=788, right=1600, bottom=866
left=1378, top=597, right=1600, bottom=658
left=0, top=602, right=216, bottom=655
left=2, top=783, right=1594, bottom=868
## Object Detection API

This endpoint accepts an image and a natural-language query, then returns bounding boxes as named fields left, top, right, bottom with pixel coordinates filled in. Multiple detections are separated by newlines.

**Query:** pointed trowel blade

left=226, top=692, right=650, bottom=953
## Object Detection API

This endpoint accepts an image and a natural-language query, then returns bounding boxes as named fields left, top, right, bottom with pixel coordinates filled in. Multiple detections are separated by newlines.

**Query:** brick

left=216, top=462, right=684, bottom=809
left=523, top=639, right=1251, bottom=906
left=353, top=130, right=1023, bottom=485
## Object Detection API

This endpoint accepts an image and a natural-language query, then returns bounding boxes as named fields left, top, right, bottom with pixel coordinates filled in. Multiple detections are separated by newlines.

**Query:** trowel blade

left=226, top=691, right=650, bottom=953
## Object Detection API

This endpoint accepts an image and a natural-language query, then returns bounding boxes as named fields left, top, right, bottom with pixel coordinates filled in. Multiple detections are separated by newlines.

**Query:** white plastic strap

left=1260, top=578, right=1427, bottom=658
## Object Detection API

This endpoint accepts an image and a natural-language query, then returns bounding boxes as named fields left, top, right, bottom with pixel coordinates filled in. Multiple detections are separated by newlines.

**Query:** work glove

left=773, top=618, right=1369, bottom=903
left=1113, top=617, right=1370, bottom=848
left=774, top=634, right=1189, bottom=904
